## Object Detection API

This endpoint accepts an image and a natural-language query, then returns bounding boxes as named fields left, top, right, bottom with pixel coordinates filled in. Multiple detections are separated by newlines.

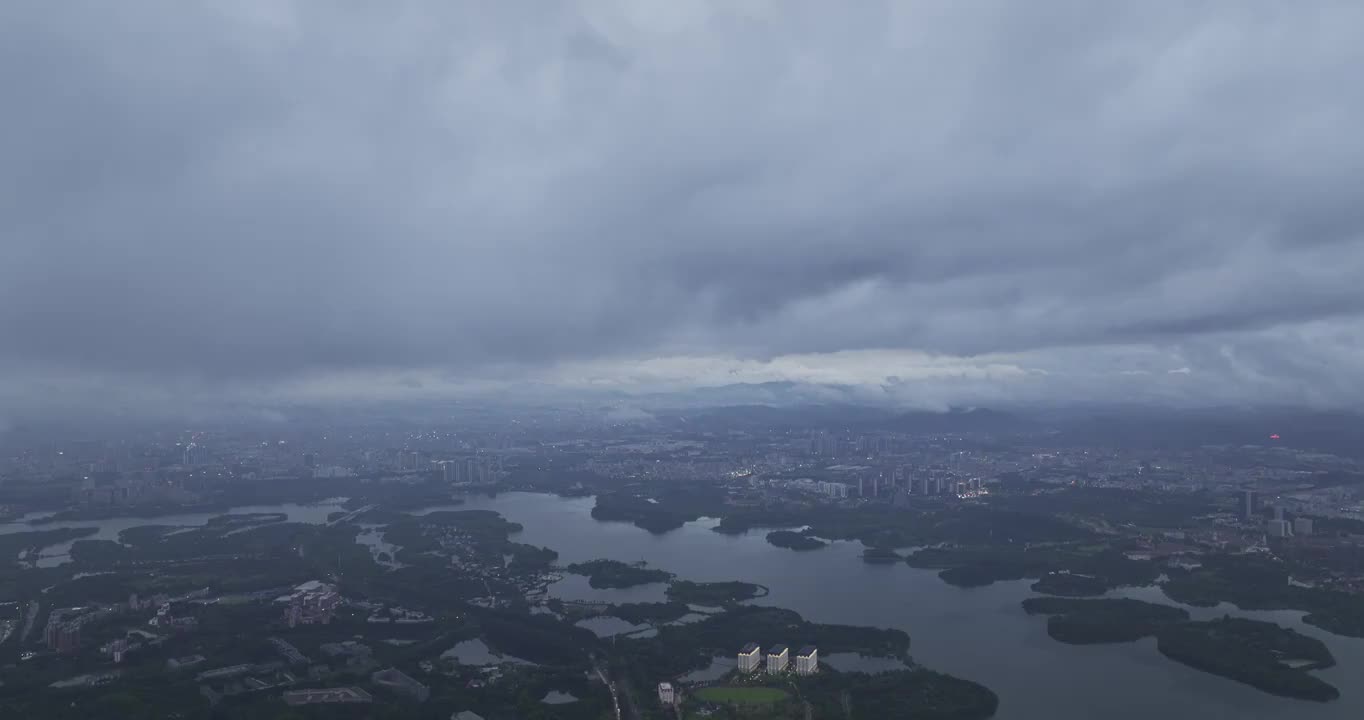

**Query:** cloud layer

left=3, top=1, right=1364, bottom=420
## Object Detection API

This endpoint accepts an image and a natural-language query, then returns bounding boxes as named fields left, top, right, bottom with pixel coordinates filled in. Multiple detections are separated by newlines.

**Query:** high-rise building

left=443, top=456, right=493, bottom=485
left=815, top=481, right=848, bottom=499
left=657, top=682, right=675, bottom=705
left=795, top=646, right=818, bottom=675
left=767, top=644, right=789, bottom=674
left=1267, top=518, right=1292, bottom=538
left=393, top=450, right=421, bottom=471
left=1294, top=517, right=1315, bottom=536
left=46, top=621, right=80, bottom=653
left=892, top=489, right=911, bottom=508
left=738, top=643, right=762, bottom=673
left=286, top=584, right=340, bottom=627
left=43, top=619, right=60, bottom=649
left=809, top=434, right=839, bottom=458
left=1243, top=490, right=1261, bottom=520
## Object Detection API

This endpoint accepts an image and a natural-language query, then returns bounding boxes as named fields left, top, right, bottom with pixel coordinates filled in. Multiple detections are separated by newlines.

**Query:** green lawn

left=694, top=686, right=789, bottom=705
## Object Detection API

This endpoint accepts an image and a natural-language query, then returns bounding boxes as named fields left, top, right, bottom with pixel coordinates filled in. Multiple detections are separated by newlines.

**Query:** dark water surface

left=451, top=492, right=1364, bottom=720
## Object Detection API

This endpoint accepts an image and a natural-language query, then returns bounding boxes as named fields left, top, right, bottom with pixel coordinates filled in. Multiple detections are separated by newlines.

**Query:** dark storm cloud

left=2, top=1, right=1364, bottom=410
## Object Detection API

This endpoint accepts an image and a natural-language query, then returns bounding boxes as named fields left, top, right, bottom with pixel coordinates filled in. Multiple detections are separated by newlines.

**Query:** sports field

left=693, top=686, right=789, bottom=705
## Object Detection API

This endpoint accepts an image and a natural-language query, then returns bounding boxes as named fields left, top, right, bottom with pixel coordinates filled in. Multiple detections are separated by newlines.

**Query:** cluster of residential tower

left=737, top=643, right=818, bottom=675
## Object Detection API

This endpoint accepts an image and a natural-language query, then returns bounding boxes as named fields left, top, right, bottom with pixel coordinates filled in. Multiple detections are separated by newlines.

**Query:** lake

left=7, top=490, right=1364, bottom=719
left=450, top=492, right=1364, bottom=720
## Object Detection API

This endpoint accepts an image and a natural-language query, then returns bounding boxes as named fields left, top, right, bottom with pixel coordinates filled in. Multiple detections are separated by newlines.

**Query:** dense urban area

left=2, top=404, right=1363, bottom=719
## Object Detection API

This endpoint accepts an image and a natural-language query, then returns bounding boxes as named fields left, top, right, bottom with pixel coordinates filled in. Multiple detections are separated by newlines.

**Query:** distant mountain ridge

left=877, top=407, right=1023, bottom=433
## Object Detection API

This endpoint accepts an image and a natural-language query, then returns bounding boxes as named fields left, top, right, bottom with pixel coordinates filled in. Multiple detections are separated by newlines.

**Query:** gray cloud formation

left=2, top=1, right=1364, bottom=419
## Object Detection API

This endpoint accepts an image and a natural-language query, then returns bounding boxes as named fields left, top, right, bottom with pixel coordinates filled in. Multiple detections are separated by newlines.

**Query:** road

left=19, top=600, right=41, bottom=643
left=325, top=504, right=375, bottom=526
left=616, top=673, right=644, bottom=720
left=593, top=658, right=625, bottom=720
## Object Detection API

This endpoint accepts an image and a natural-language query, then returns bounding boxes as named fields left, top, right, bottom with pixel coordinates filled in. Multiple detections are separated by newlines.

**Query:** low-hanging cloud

left=2, top=1, right=1364, bottom=420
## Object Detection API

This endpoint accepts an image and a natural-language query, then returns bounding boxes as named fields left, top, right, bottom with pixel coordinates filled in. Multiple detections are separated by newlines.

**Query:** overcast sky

left=3, top=1, right=1364, bottom=423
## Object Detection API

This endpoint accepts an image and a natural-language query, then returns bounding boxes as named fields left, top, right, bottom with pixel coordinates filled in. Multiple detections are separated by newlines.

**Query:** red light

left=1270, top=434, right=1280, bottom=440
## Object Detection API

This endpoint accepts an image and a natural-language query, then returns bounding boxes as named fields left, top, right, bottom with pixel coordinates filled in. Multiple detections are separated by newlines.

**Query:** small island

left=666, top=580, right=767, bottom=605
left=1157, top=618, right=1338, bottom=702
left=1031, top=572, right=1108, bottom=597
left=765, top=530, right=827, bottom=551
left=800, top=669, right=998, bottom=719
left=205, top=512, right=287, bottom=528
left=565, top=559, right=674, bottom=589
left=3, top=527, right=99, bottom=564
left=907, top=546, right=1032, bottom=587
left=1163, top=554, right=1364, bottom=639
left=1022, top=597, right=1189, bottom=644
left=1023, top=598, right=1340, bottom=702
left=625, top=606, right=999, bottom=718
left=1302, top=607, right=1364, bottom=638
left=590, top=493, right=694, bottom=534
left=862, top=546, right=903, bottom=564
left=683, top=671, right=997, bottom=720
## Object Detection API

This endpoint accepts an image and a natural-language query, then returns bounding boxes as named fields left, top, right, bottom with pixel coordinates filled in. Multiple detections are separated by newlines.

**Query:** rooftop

left=797, top=646, right=817, bottom=656
left=768, top=644, right=788, bottom=654
left=371, top=667, right=430, bottom=701
left=740, top=642, right=760, bottom=654
left=283, top=687, right=372, bottom=705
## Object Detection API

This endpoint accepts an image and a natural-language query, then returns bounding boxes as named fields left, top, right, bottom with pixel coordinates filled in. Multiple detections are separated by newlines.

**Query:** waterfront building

left=738, top=642, right=762, bottom=673
left=767, top=644, right=789, bottom=674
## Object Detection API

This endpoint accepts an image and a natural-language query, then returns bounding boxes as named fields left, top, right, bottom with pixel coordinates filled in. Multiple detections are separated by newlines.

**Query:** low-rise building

left=371, top=667, right=430, bottom=703
left=270, top=637, right=310, bottom=665
left=167, top=654, right=206, bottom=671
left=738, top=642, right=762, bottom=673
left=795, top=646, right=818, bottom=675
left=767, top=644, right=789, bottom=674
left=283, top=687, right=372, bottom=706
left=196, top=664, right=255, bottom=682
left=658, top=682, right=675, bottom=705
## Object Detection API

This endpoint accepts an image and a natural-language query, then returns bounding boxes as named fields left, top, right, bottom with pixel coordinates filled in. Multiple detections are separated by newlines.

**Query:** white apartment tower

left=738, top=643, right=762, bottom=673
left=767, top=644, right=789, bottom=674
